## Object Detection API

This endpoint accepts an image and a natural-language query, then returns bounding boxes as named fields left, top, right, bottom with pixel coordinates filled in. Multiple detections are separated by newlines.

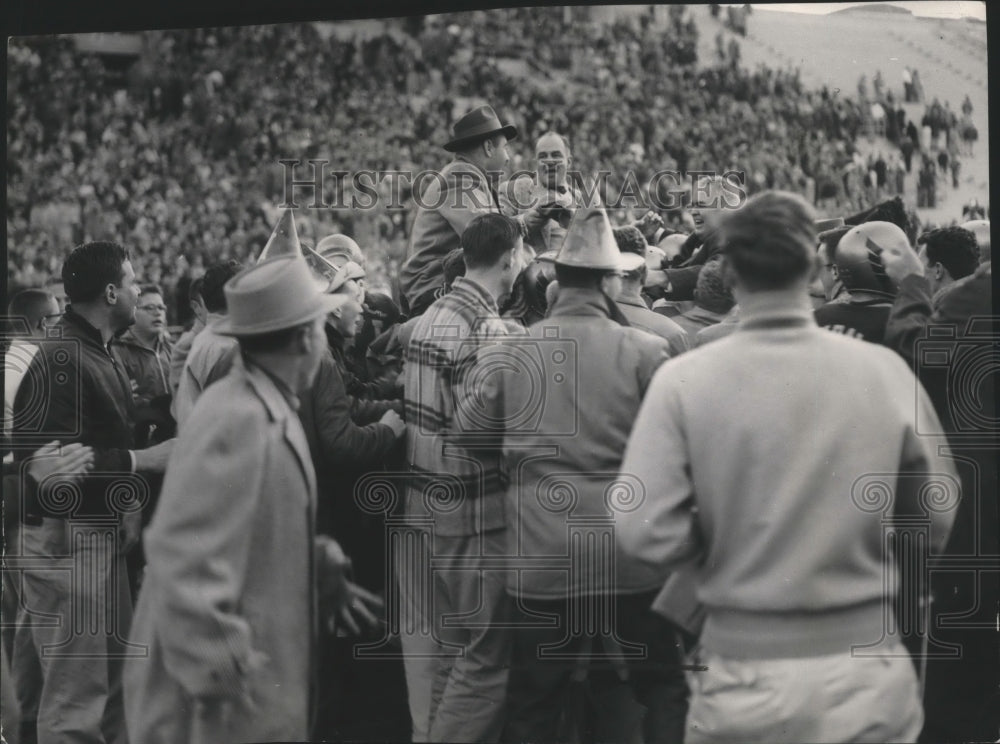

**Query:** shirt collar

left=736, top=289, right=817, bottom=331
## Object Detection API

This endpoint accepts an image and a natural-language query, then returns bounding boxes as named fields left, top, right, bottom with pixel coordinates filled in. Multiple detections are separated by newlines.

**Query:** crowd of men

left=3, top=90, right=996, bottom=744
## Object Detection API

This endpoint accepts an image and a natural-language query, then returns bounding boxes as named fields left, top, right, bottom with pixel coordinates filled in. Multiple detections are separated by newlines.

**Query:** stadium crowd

left=11, top=6, right=981, bottom=322
left=3, top=7, right=995, bottom=744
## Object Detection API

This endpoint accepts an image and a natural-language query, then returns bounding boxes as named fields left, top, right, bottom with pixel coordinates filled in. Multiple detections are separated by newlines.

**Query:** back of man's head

left=694, top=259, right=735, bottom=315
left=612, top=225, right=646, bottom=257
left=919, top=226, right=980, bottom=281
left=62, top=241, right=129, bottom=305
left=7, top=288, right=58, bottom=337
left=201, top=260, right=244, bottom=314
left=719, top=191, right=816, bottom=291
left=461, top=213, right=520, bottom=271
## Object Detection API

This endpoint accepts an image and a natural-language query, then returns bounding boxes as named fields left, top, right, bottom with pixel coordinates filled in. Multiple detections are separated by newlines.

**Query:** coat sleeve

left=142, top=399, right=268, bottom=699
left=615, top=365, right=703, bottom=581
left=884, top=274, right=935, bottom=368
left=310, top=353, right=397, bottom=468
left=437, top=172, right=496, bottom=237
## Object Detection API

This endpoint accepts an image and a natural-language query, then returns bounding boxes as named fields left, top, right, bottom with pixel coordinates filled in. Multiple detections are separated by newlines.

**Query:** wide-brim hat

left=216, top=255, right=338, bottom=336
left=444, top=105, right=518, bottom=152
left=555, top=207, right=642, bottom=272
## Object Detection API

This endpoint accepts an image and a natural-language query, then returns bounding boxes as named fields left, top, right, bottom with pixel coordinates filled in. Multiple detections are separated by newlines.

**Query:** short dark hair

left=236, top=321, right=309, bottom=354
left=719, top=191, right=816, bottom=291
left=201, top=260, right=244, bottom=313
left=62, top=241, right=130, bottom=304
left=461, top=213, right=520, bottom=270
left=919, top=226, right=979, bottom=281
left=694, top=259, right=735, bottom=315
left=612, top=225, right=646, bottom=256
left=138, top=284, right=164, bottom=298
left=7, top=288, right=56, bottom=334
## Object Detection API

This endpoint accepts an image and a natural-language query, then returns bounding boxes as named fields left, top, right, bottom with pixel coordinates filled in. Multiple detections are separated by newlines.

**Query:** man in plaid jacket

left=400, top=213, right=526, bottom=743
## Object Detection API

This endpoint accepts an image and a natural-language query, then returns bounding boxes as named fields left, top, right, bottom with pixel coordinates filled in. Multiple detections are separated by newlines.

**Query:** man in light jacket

left=616, top=191, right=958, bottom=744
left=400, top=105, right=533, bottom=317
left=124, top=256, right=369, bottom=744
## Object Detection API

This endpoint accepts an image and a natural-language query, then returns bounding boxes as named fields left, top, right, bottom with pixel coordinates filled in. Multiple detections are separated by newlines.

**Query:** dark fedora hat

left=444, top=105, right=518, bottom=152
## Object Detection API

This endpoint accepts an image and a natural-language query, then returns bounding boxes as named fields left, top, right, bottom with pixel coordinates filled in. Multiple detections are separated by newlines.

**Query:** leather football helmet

left=834, top=221, right=909, bottom=298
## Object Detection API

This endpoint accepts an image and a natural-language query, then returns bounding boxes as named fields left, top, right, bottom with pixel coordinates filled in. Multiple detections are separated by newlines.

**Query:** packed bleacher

left=7, top=6, right=950, bottom=324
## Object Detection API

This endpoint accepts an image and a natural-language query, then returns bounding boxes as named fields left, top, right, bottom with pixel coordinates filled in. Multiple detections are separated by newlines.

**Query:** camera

left=2, top=323, right=83, bottom=448
left=442, top=325, right=579, bottom=439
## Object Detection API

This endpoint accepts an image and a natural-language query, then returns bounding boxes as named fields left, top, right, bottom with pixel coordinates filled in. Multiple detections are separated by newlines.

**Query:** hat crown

left=220, top=254, right=331, bottom=336
left=257, top=209, right=302, bottom=263
left=555, top=208, right=625, bottom=271
left=453, top=105, right=501, bottom=138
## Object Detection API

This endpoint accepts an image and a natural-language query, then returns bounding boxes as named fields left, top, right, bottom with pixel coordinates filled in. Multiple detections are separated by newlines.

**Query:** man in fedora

left=400, top=104, right=538, bottom=317
left=125, top=255, right=372, bottom=744
left=498, top=208, right=689, bottom=744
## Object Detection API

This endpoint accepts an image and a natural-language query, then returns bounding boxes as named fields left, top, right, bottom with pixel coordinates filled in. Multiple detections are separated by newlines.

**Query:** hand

left=519, top=207, right=548, bottom=234
left=330, top=581, right=385, bottom=636
left=379, top=409, right=406, bottom=438
left=635, top=210, right=663, bottom=241
left=119, top=510, right=143, bottom=553
left=27, top=441, right=94, bottom=485
left=644, top=268, right=671, bottom=291
left=879, top=239, right=925, bottom=285
left=133, top=438, right=175, bottom=473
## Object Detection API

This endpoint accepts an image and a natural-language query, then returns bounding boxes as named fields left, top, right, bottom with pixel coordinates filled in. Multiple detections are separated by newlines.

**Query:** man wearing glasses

left=114, top=284, right=174, bottom=422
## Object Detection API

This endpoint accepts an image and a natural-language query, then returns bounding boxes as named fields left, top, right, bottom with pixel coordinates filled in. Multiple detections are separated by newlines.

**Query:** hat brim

left=215, top=294, right=339, bottom=337
left=444, top=124, right=518, bottom=152
left=618, top=252, right=646, bottom=272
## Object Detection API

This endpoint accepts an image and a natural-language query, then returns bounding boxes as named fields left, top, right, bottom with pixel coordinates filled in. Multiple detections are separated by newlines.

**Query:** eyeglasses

left=138, top=304, right=168, bottom=313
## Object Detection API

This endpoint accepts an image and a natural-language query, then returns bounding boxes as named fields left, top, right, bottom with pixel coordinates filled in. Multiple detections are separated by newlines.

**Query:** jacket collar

left=117, top=327, right=167, bottom=353
left=549, top=287, right=614, bottom=320
left=62, top=306, right=111, bottom=350
left=736, top=289, right=816, bottom=331
left=449, top=276, right=500, bottom=316
left=238, top=354, right=315, bottom=501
